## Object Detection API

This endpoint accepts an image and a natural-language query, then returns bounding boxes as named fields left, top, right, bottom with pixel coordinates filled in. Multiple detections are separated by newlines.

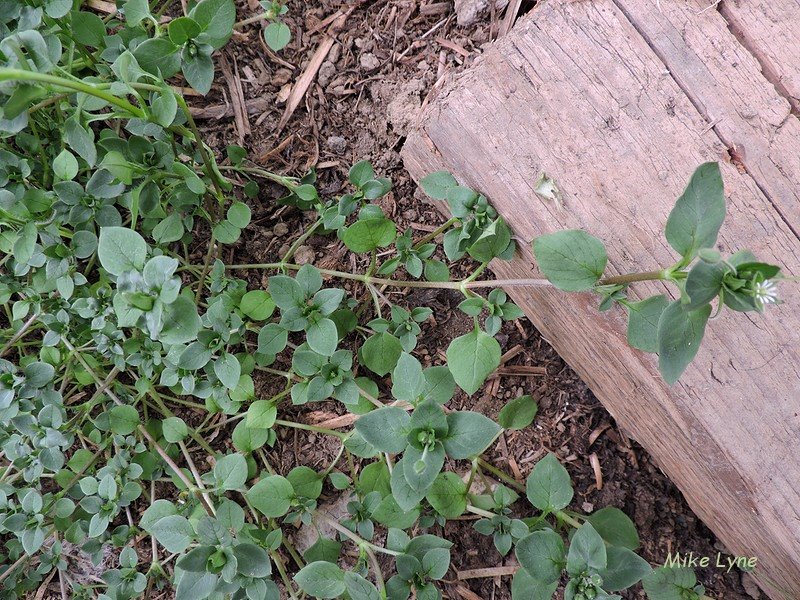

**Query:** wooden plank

left=401, top=1, right=800, bottom=597
left=719, top=0, right=800, bottom=114
left=611, top=0, right=800, bottom=235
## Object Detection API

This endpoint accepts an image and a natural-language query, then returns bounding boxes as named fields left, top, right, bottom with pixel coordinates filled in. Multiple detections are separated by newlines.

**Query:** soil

left=53, top=1, right=757, bottom=598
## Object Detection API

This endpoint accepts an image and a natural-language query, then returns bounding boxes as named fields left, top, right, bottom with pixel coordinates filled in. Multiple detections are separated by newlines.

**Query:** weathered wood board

left=402, top=1, right=800, bottom=597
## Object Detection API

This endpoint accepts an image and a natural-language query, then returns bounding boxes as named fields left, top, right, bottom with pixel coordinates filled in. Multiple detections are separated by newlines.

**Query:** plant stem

left=274, top=419, right=347, bottom=439
left=226, top=262, right=553, bottom=290
left=0, top=313, right=38, bottom=358
left=556, top=511, right=583, bottom=529
left=476, top=458, right=525, bottom=492
left=413, top=217, right=458, bottom=249
left=280, top=219, right=322, bottom=265
left=316, top=513, right=401, bottom=557
left=0, top=69, right=145, bottom=117
left=466, top=505, right=496, bottom=519
left=219, top=165, right=298, bottom=189
left=599, top=269, right=666, bottom=286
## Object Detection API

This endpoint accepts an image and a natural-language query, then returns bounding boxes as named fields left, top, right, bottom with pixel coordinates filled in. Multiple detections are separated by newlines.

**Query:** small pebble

left=318, top=61, right=336, bottom=88
left=294, top=245, right=315, bottom=265
left=273, top=222, right=289, bottom=236
left=327, top=136, right=347, bottom=154
left=360, top=52, right=380, bottom=71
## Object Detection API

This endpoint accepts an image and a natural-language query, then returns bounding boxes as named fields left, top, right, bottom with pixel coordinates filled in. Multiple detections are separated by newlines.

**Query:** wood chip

left=421, top=2, right=452, bottom=16
left=219, top=53, right=251, bottom=144
left=456, top=566, right=518, bottom=580
left=500, top=344, right=524, bottom=364
left=436, top=36, right=471, bottom=58
left=499, top=0, right=523, bottom=36
left=190, top=97, right=271, bottom=120
left=589, top=452, right=603, bottom=490
left=277, top=11, right=351, bottom=132
left=453, top=585, right=483, bottom=600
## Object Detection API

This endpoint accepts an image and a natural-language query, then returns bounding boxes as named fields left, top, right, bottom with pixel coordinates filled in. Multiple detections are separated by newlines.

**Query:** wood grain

left=719, top=0, right=800, bottom=114
left=401, top=1, right=800, bottom=597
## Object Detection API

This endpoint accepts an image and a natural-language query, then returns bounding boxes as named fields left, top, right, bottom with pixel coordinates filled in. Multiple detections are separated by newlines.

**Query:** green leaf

left=232, top=421, right=270, bottom=453
left=240, top=290, right=275, bottom=320
left=258, top=323, right=288, bottom=355
left=160, top=296, right=202, bottom=345
left=342, top=215, right=397, bottom=253
left=182, top=51, right=214, bottom=95
left=422, top=547, right=451, bottom=580
left=684, top=260, right=726, bottom=310
left=372, top=496, right=420, bottom=529
left=233, top=543, right=271, bottom=577
left=246, top=400, right=277, bottom=429
left=264, top=22, right=291, bottom=51
left=189, top=0, right=236, bottom=49
left=525, top=453, right=573, bottom=512
left=391, top=458, right=425, bottom=511
left=355, top=407, right=411, bottom=454
left=344, top=572, right=381, bottom=600
left=515, top=529, right=565, bottom=584
left=497, top=395, right=538, bottom=430
left=109, top=405, right=139, bottom=435
left=168, top=16, right=201, bottom=45
left=306, top=318, right=338, bottom=356
left=151, top=87, right=178, bottom=126
left=665, top=162, right=726, bottom=259
left=72, top=11, right=106, bottom=47
left=227, top=201, right=251, bottom=228
left=446, top=326, right=501, bottom=395
left=599, top=546, right=652, bottom=591
left=295, top=562, right=346, bottom=599
left=510, top=568, right=559, bottom=600
left=657, top=301, right=712, bottom=384
left=123, top=0, right=152, bottom=27
left=269, top=275, right=304, bottom=309
left=532, top=230, right=607, bottom=291
left=420, top=171, right=458, bottom=200
left=149, top=515, right=193, bottom=553
left=53, top=149, right=78, bottom=181
left=643, top=566, right=698, bottom=600
left=586, top=507, right=639, bottom=550
left=304, top=536, right=342, bottom=564
left=98, top=227, right=147, bottom=275
left=468, top=217, right=512, bottom=263
left=566, top=523, right=607, bottom=576
left=626, top=295, right=669, bottom=354
left=248, top=475, right=294, bottom=517
left=442, top=411, right=500, bottom=459
left=64, top=118, right=96, bottom=166
left=391, top=352, right=425, bottom=402
left=422, top=366, right=456, bottom=405
left=361, top=332, right=403, bottom=376
left=349, top=160, right=375, bottom=187
left=162, top=416, right=188, bottom=443
left=287, top=466, right=323, bottom=499
left=213, top=453, right=247, bottom=490
left=402, top=442, right=444, bottom=494
left=426, top=472, right=467, bottom=518
left=175, top=571, right=217, bottom=600
left=152, top=213, right=184, bottom=243
left=214, top=352, right=241, bottom=389
left=45, top=0, right=71, bottom=18
left=133, top=38, right=181, bottom=78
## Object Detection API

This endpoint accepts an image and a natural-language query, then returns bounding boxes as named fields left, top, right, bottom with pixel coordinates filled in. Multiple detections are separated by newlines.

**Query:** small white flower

left=753, top=279, right=779, bottom=310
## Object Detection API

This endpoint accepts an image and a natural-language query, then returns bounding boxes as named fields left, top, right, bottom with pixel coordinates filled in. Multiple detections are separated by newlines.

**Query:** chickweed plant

left=0, top=1, right=783, bottom=599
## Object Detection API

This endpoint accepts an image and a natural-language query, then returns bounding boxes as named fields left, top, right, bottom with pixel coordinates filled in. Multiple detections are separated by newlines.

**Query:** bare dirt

left=183, top=1, right=756, bottom=598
